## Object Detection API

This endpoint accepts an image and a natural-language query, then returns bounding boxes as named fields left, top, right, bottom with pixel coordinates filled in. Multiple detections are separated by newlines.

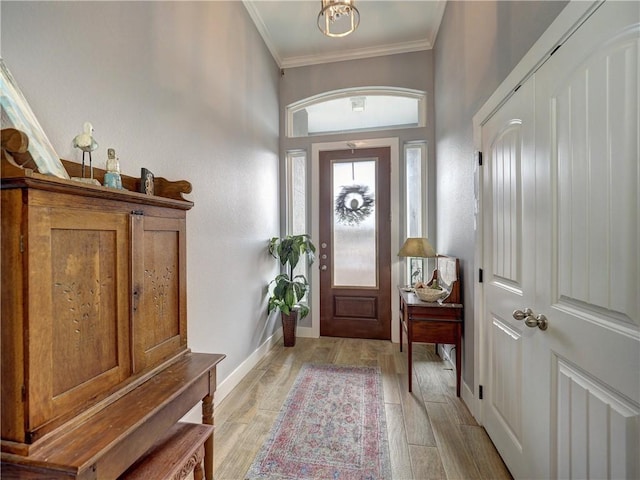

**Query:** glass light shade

left=317, top=0, right=360, bottom=38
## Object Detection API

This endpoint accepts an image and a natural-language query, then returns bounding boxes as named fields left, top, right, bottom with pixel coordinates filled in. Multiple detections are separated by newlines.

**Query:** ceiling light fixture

left=350, top=96, right=366, bottom=112
left=317, top=0, right=360, bottom=38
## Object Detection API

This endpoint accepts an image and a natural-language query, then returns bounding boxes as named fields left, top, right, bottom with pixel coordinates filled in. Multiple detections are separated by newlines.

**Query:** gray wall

left=433, top=0, right=568, bottom=390
left=281, top=52, right=436, bottom=331
left=281, top=50, right=435, bottom=154
left=1, top=1, right=281, bottom=385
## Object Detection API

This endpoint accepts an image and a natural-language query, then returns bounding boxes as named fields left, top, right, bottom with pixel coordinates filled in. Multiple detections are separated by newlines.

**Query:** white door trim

left=296, top=137, right=400, bottom=341
left=470, top=0, right=602, bottom=422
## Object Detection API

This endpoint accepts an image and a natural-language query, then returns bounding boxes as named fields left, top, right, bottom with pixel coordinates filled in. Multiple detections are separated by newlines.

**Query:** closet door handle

left=525, top=314, right=548, bottom=331
left=512, top=308, right=533, bottom=320
left=513, top=308, right=548, bottom=330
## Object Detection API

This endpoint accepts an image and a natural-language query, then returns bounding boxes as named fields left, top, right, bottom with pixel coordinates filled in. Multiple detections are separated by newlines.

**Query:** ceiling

left=243, top=1, right=447, bottom=68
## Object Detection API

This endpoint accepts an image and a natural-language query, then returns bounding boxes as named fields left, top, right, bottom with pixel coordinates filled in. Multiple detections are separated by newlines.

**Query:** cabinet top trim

left=1, top=174, right=194, bottom=210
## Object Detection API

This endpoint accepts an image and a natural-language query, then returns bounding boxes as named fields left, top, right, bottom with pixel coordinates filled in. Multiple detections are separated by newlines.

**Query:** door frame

left=295, top=137, right=400, bottom=341
left=471, top=0, right=603, bottom=421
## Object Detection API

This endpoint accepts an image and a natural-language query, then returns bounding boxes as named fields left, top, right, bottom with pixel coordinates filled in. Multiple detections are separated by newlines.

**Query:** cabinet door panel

left=131, top=214, right=187, bottom=372
left=28, top=207, right=131, bottom=435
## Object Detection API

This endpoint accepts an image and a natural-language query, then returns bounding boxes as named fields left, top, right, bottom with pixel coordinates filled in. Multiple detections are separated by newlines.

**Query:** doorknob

left=512, top=308, right=548, bottom=331
left=512, top=308, right=533, bottom=320
left=525, top=314, right=548, bottom=331
left=320, top=265, right=327, bottom=271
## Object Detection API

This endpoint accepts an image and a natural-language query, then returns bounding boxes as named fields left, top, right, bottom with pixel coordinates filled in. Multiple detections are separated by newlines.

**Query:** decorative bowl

left=415, top=287, right=445, bottom=302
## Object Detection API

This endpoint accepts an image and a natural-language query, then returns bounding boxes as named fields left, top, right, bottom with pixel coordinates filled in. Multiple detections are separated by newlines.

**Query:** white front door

left=482, top=2, right=640, bottom=478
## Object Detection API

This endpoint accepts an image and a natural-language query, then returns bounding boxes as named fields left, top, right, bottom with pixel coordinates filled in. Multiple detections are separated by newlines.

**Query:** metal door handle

left=320, top=265, right=327, bottom=271
left=513, top=308, right=548, bottom=330
left=512, top=308, right=533, bottom=320
left=525, top=314, right=548, bottom=330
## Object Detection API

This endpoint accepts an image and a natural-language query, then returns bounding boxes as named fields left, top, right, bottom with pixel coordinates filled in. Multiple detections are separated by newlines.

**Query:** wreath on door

left=335, top=184, right=374, bottom=226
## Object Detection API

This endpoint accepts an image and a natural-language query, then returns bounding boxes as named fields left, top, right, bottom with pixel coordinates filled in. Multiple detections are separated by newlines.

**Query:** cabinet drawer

left=411, top=321, right=460, bottom=344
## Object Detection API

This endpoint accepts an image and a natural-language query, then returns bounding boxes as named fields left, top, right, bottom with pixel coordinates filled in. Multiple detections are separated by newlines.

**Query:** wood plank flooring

left=213, top=337, right=512, bottom=479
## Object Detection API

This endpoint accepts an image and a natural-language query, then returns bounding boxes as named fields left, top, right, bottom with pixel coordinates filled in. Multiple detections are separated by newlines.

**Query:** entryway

left=304, top=137, right=401, bottom=342
left=318, top=147, right=391, bottom=340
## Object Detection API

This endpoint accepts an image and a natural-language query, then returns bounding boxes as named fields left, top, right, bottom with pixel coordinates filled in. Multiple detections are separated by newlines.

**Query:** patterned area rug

left=246, top=363, right=391, bottom=479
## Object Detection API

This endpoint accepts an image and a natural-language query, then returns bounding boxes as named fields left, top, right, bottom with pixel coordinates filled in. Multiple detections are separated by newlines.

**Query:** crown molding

left=428, top=0, right=447, bottom=49
left=281, top=39, right=432, bottom=69
left=242, top=0, right=283, bottom=67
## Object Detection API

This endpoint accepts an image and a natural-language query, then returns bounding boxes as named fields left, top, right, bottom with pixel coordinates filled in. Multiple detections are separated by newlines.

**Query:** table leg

left=455, top=335, right=462, bottom=397
left=407, top=320, right=413, bottom=392
left=202, top=394, right=213, bottom=480
left=399, top=316, right=403, bottom=353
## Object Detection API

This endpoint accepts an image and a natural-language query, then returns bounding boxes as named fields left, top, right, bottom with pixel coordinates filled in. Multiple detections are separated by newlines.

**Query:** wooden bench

left=120, top=422, right=213, bottom=480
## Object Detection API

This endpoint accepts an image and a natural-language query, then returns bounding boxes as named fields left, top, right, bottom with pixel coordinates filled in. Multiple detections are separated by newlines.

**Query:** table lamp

left=398, top=237, right=436, bottom=287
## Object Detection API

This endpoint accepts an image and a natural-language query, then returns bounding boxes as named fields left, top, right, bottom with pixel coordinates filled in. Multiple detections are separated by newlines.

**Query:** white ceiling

left=243, top=1, right=447, bottom=68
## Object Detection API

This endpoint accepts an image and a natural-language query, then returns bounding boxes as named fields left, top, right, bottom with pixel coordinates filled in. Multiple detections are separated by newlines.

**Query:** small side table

left=399, top=288, right=463, bottom=396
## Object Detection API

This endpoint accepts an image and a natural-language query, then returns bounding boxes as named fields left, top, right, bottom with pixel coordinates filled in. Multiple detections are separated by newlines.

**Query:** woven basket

left=415, top=287, right=445, bottom=302
left=281, top=311, right=297, bottom=347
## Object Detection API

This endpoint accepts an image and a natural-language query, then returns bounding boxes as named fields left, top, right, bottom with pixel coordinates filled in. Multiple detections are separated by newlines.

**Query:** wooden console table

left=398, top=256, right=463, bottom=396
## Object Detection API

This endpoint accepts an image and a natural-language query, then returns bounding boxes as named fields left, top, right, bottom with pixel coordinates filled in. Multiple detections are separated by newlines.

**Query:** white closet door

left=534, top=2, right=639, bottom=477
left=481, top=78, right=538, bottom=478
left=482, top=2, right=640, bottom=478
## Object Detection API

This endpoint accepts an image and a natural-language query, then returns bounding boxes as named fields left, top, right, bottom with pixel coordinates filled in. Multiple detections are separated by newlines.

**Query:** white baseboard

left=439, top=344, right=480, bottom=423
left=461, top=380, right=479, bottom=421
left=295, top=325, right=317, bottom=338
left=180, top=329, right=283, bottom=423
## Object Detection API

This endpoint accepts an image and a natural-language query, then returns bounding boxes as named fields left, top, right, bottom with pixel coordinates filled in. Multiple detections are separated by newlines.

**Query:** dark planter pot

left=281, top=311, right=297, bottom=347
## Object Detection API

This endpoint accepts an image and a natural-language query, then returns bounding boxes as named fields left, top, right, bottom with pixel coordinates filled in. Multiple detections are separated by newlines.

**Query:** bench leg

left=202, top=394, right=214, bottom=480
left=194, top=462, right=204, bottom=480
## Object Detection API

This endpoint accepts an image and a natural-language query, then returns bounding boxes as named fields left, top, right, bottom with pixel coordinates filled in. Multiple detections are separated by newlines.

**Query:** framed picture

left=0, top=59, right=69, bottom=179
left=140, top=167, right=154, bottom=195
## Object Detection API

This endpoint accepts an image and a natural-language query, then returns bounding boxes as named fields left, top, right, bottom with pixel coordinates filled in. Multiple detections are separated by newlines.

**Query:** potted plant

left=268, top=234, right=316, bottom=346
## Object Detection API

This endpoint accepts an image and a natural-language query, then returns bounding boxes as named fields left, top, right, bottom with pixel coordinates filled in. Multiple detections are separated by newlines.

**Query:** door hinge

left=477, top=151, right=483, bottom=166
left=479, top=268, right=483, bottom=283
left=131, top=210, right=144, bottom=216
left=549, top=44, right=562, bottom=57
left=19, top=235, right=24, bottom=253
left=21, top=384, right=26, bottom=402
left=479, top=385, right=484, bottom=399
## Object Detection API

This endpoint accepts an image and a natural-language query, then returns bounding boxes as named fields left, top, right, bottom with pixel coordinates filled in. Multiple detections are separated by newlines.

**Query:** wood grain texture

left=459, top=425, right=512, bottom=480
left=59, top=159, right=192, bottom=202
left=0, top=180, right=194, bottom=445
left=213, top=338, right=512, bottom=480
left=0, top=189, right=26, bottom=442
left=409, top=445, right=447, bottom=480
left=121, top=422, right=213, bottom=479
left=426, top=401, right=482, bottom=479
left=386, top=402, right=414, bottom=479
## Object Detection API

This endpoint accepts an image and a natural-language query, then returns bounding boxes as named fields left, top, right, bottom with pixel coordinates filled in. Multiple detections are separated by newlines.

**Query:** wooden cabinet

left=1, top=161, right=224, bottom=478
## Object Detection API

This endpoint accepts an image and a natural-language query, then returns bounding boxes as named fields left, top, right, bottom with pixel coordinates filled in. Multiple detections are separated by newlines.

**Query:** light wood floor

left=212, top=337, right=512, bottom=479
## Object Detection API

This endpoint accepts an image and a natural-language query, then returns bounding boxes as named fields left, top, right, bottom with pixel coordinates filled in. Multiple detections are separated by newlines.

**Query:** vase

left=281, top=311, right=297, bottom=347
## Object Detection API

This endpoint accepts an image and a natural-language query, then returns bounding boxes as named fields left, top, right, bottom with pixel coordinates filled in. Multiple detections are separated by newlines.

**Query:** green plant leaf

left=266, top=234, right=316, bottom=320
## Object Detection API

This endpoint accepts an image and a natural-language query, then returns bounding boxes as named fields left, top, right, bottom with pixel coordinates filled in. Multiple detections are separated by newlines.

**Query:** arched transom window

left=286, top=87, right=426, bottom=137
